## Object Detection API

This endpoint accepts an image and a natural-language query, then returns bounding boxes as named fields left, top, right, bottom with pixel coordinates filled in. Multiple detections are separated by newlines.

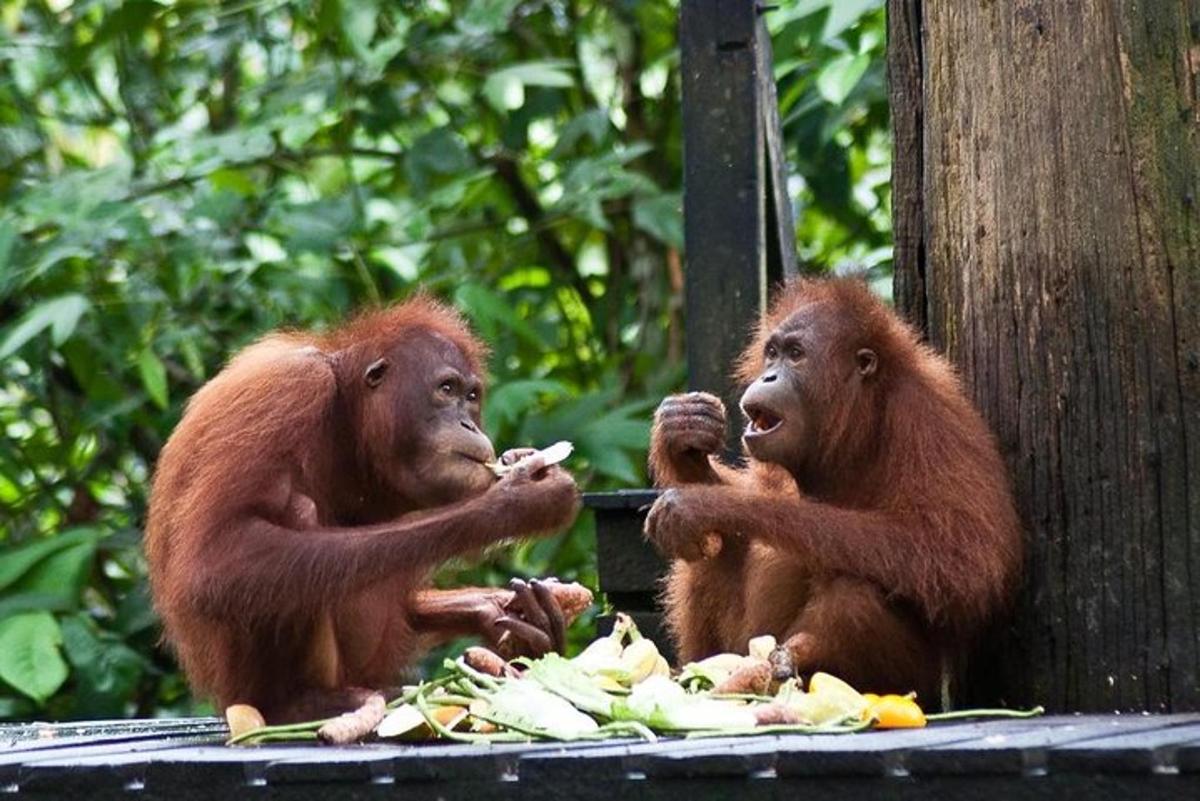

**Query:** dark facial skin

left=358, top=331, right=496, bottom=508
left=740, top=304, right=877, bottom=473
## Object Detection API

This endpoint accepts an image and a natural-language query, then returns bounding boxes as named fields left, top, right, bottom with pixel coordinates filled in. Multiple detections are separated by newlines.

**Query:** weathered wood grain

left=889, top=0, right=1200, bottom=711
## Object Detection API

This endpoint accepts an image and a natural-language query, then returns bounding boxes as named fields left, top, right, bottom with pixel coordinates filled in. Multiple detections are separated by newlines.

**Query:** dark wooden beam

left=680, top=0, right=797, bottom=450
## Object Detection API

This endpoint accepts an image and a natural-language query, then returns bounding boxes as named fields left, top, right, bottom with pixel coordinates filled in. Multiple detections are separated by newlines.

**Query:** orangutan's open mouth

left=743, top=402, right=784, bottom=437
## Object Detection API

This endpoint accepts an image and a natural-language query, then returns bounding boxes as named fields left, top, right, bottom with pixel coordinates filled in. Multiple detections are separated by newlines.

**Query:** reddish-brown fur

left=146, top=296, right=579, bottom=722
left=646, top=278, right=1022, bottom=702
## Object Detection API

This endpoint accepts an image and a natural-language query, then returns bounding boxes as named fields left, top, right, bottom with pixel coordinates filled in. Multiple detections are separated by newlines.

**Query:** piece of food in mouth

left=488, top=440, right=575, bottom=476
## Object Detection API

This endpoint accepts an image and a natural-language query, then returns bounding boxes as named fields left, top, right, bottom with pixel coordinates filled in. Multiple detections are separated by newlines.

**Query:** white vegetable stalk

left=489, top=440, right=574, bottom=476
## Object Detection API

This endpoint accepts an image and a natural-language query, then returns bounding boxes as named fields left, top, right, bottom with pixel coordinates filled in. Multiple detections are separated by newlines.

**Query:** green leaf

left=273, top=196, right=359, bottom=254
left=582, top=446, right=640, bottom=485
left=453, top=284, right=543, bottom=349
left=816, top=53, right=871, bottom=105
left=11, top=540, right=98, bottom=611
left=60, top=614, right=146, bottom=718
left=405, top=129, right=474, bottom=191
left=786, top=0, right=882, bottom=41
left=483, top=61, right=575, bottom=112
left=0, top=217, right=16, bottom=274
left=0, top=529, right=100, bottom=595
left=138, top=349, right=169, bottom=410
left=551, top=110, right=612, bottom=157
left=340, top=0, right=378, bottom=59
left=632, top=193, right=683, bottom=250
left=0, top=592, right=76, bottom=618
left=0, top=294, right=91, bottom=359
left=0, top=612, right=69, bottom=703
left=457, top=0, right=520, bottom=35
left=0, top=696, right=35, bottom=720
left=483, top=379, right=571, bottom=435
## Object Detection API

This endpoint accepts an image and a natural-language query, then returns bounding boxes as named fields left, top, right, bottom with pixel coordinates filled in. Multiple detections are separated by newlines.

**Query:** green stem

left=709, top=692, right=776, bottom=703
left=926, top=706, right=1045, bottom=723
left=426, top=694, right=476, bottom=707
left=227, top=717, right=332, bottom=746
left=387, top=677, right=453, bottom=709
left=685, top=717, right=874, bottom=739
left=447, top=657, right=504, bottom=693
left=595, top=720, right=657, bottom=742
left=240, top=731, right=320, bottom=744
left=413, top=687, right=527, bottom=744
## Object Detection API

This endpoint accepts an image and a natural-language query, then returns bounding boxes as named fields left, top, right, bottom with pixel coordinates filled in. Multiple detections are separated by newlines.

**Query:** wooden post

left=889, top=0, right=1200, bottom=711
left=680, top=0, right=797, bottom=449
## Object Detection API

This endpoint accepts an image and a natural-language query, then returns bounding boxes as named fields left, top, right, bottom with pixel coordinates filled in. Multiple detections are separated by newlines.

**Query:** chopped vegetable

left=747, top=635, right=777, bottom=661
left=617, top=676, right=759, bottom=731
left=713, top=658, right=771, bottom=695
left=377, top=703, right=467, bottom=739
left=317, top=693, right=387, bottom=744
left=464, top=646, right=512, bottom=677
left=478, top=679, right=600, bottom=739
left=222, top=622, right=1040, bottom=745
left=867, top=694, right=927, bottom=729
left=224, top=704, right=266, bottom=739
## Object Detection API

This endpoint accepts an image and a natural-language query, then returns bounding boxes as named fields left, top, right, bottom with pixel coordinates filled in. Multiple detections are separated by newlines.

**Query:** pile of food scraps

left=226, top=614, right=1041, bottom=746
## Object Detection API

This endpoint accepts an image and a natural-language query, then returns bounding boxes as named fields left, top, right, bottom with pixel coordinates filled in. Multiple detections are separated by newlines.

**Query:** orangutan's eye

left=465, top=389, right=479, bottom=403
left=765, top=344, right=778, bottom=359
left=788, top=345, right=804, bottom=361
left=439, top=380, right=455, bottom=396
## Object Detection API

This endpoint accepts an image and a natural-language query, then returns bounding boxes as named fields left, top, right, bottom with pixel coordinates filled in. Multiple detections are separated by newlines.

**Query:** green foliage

left=0, top=0, right=889, bottom=719
left=769, top=0, right=892, bottom=283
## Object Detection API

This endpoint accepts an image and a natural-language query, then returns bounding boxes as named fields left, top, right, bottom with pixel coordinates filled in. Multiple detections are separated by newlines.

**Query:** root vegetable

left=753, top=703, right=803, bottom=726
left=713, top=657, right=771, bottom=695
left=464, top=646, right=513, bottom=677
left=316, top=693, right=387, bottom=745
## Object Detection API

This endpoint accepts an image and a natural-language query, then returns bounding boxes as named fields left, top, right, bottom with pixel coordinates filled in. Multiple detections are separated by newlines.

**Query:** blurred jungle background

left=0, top=0, right=890, bottom=719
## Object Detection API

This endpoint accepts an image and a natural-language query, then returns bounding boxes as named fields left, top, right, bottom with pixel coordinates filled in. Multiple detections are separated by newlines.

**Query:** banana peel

left=571, top=613, right=631, bottom=674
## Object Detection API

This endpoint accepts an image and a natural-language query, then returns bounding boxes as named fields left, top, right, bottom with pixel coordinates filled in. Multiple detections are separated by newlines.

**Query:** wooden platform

left=4, top=715, right=1200, bottom=799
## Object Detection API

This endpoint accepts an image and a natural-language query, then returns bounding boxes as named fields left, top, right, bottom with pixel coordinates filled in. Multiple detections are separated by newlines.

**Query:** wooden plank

left=1176, top=739, right=1200, bottom=773
left=0, top=718, right=226, bottom=752
left=1048, top=722, right=1200, bottom=774
left=905, top=715, right=1199, bottom=776
left=680, top=0, right=768, bottom=452
left=772, top=718, right=1050, bottom=777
